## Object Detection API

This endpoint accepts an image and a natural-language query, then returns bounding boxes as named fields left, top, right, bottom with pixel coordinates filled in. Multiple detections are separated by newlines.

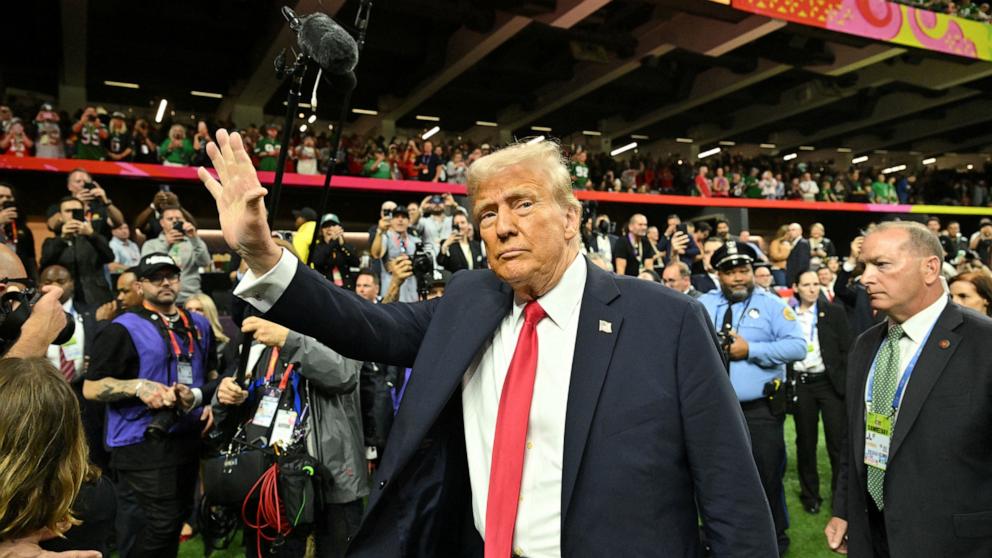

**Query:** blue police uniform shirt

left=699, top=287, right=806, bottom=402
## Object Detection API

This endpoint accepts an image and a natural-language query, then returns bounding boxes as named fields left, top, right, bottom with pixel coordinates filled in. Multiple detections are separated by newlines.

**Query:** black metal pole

left=267, top=55, right=307, bottom=229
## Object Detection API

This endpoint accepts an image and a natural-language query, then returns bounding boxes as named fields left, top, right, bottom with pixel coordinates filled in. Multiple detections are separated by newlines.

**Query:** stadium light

left=760, top=143, right=776, bottom=149
left=307, top=114, right=317, bottom=124
left=718, top=141, right=735, bottom=147
left=631, top=134, right=649, bottom=140
left=882, top=164, right=906, bottom=174
left=836, top=147, right=852, bottom=153
left=582, top=130, right=602, bottom=136
left=922, top=157, right=937, bottom=165
left=352, top=108, right=378, bottom=115
left=154, top=99, right=168, bottom=123
left=421, top=126, right=440, bottom=140
left=783, top=153, right=797, bottom=161
left=475, top=121, right=498, bottom=127
left=799, top=145, right=815, bottom=151
left=416, top=115, right=440, bottom=122
left=190, top=90, right=223, bottom=99
left=299, top=124, right=308, bottom=133
left=104, top=80, right=139, bottom=89
left=852, top=155, right=869, bottom=164
left=675, top=137, right=693, bottom=144
left=531, top=126, right=552, bottom=132
left=698, top=147, right=721, bottom=159
left=611, top=142, right=637, bottom=157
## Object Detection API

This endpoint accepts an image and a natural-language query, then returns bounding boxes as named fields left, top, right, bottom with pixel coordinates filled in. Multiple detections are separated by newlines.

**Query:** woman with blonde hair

left=0, top=358, right=101, bottom=557
left=184, top=293, right=231, bottom=379
left=160, top=123, right=194, bottom=166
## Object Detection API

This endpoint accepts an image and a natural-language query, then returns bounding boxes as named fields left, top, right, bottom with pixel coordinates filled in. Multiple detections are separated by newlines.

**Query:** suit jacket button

left=379, top=480, right=387, bottom=489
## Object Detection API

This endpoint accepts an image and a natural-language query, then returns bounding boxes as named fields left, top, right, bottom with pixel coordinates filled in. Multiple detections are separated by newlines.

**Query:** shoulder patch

left=783, top=307, right=796, bottom=321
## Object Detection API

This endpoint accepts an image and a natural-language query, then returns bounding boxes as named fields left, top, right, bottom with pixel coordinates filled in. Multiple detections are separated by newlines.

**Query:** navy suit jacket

left=262, top=256, right=777, bottom=557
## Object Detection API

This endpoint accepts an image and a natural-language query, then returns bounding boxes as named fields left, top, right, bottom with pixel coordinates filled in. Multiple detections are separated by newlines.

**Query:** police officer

left=699, top=240, right=806, bottom=556
left=84, top=252, right=218, bottom=558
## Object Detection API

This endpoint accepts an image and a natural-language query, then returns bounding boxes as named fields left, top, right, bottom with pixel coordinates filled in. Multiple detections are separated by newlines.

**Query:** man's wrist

left=243, top=242, right=284, bottom=277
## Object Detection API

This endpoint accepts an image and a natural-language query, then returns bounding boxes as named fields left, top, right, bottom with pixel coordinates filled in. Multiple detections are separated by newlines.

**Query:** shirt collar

left=511, top=252, right=586, bottom=330
left=895, top=295, right=947, bottom=344
left=62, top=299, right=77, bottom=317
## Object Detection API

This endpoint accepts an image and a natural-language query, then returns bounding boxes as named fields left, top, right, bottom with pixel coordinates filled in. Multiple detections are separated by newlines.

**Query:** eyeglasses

left=141, top=273, right=180, bottom=285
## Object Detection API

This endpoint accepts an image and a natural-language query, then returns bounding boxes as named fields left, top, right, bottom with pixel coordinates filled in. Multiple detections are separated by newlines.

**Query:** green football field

left=178, top=418, right=838, bottom=557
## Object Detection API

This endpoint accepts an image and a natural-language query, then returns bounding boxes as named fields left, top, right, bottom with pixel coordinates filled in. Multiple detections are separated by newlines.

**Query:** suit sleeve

left=89, top=233, right=116, bottom=265
left=677, top=301, right=779, bottom=556
left=237, top=250, right=437, bottom=367
left=282, top=330, right=359, bottom=395
left=40, top=237, right=69, bottom=268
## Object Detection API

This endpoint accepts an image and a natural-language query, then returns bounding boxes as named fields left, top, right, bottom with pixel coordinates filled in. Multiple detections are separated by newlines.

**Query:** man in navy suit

left=199, top=130, right=777, bottom=557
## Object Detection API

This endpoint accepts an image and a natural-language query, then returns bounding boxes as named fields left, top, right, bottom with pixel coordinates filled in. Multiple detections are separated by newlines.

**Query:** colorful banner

left=732, top=0, right=992, bottom=61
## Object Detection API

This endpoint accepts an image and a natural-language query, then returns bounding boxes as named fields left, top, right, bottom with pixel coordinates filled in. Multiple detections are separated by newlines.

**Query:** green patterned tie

left=867, top=324, right=904, bottom=510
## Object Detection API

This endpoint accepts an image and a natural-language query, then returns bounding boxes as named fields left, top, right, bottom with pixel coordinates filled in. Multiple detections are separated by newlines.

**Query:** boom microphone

left=282, top=6, right=358, bottom=76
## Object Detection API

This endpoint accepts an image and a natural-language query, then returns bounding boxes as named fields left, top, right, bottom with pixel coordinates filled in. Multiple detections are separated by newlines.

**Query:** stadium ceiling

left=6, top=0, right=992, bottom=156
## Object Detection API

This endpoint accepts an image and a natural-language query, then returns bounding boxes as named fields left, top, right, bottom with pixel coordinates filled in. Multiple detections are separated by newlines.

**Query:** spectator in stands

left=759, top=170, right=778, bottom=199
left=0, top=182, right=38, bottom=280
left=614, top=213, right=651, bottom=276
left=768, top=225, right=791, bottom=286
left=160, top=124, right=194, bottom=166
left=130, top=118, right=159, bottom=164
left=106, top=112, right=131, bottom=161
left=970, top=218, right=992, bottom=266
left=835, top=235, right=884, bottom=337
left=71, top=106, right=107, bottom=160
left=33, top=102, right=65, bottom=159
left=191, top=121, right=211, bottom=168
left=940, top=220, right=968, bottom=263
left=41, top=197, right=115, bottom=307
left=0, top=105, right=11, bottom=133
left=785, top=222, right=811, bottom=287
left=584, top=214, right=618, bottom=264
left=254, top=124, right=282, bottom=171
left=820, top=180, right=841, bottom=202
left=712, top=167, right=730, bottom=197
left=362, top=147, right=391, bottom=179
left=418, top=193, right=465, bottom=257
left=114, top=270, right=142, bottom=312
left=109, top=222, right=141, bottom=272
left=134, top=190, right=193, bottom=244
left=691, top=237, right=724, bottom=294
left=570, top=149, right=590, bottom=190
left=312, top=213, right=360, bottom=288
left=694, top=165, right=712, bottom=196
left=436, top=212, right=485, bottom=273
left=290, top=206, right=318, bottom=264
left=753, top=263, right=775, bottom=294
left=371, top=206, right=420, bottom=302
left=818, top=266, right=837, bottom=302
left=799, top=172, right=818, bottom=201
left=637, top=269, right=661, bottom=282
left=808, top=222, right=835, bottom=267
left=183, top=293, right=231, bottom=378
left=415, top=140, right=442, bottom=181
left=296, top=135, right=319, bottom=175
left=140, top=204, right=211, bottom=303
left=662, top=261, right=701, bottom=298
left=445, top=150, right=468, bottom=185
left=0, top=119, right=33, bottom=157
left=54, top=168, right=125, bottom=239
left=948, top=271, right=992, bottom=316
left=354, top=268, right=380, bottom=303
left=0, top=357, right=100, bottom=558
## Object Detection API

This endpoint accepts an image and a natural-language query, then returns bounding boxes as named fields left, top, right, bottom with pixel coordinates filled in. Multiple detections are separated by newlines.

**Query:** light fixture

left=299, top=124, right=308, bottom=133
left=718, top=141, right=735, bottom=147
left=760, top=143, right=776, bottom=149
left=531, top=125, right=552, bottom=132
left=298, top=112, right=305, bottom=119
left=104, top=80, right=139, bottom=89
left=922, top=157, right=937, bottom=165
left=421, top=125, right=440, bottom=140
left=527, top=135, right=545, bottom=144
left=307, top=114, right=317, bottom=124
left=475, top=120, right=498, bottom=127
left=799, top=145, right=815, bottom=151
left=852, top=155, right=869, bottom=164
left=611, top=142, right=638, bottom=157
left=284, top=102, right=312, bottom=108
left=967, top=164, right=974, bottom=170
left=352, top=108, right=378, bottom=115
left=190, top=90, right=223, bottom=99
left=154, top=99, right=168, bottom=123
left=698, top=147, right=721, bottom=159
left=582, top=130, right=602, bottom=136
left=631, top=134, right=649, bottom=140
left=328, top=124, right=334, bottom=130
left=416, top=115, right=440, bottom=122
left=882, top=164, right=906, bottom=174
left=675, top=137, right=693, bottom=144
left=783, top=153, right=798, bottom=161
left=836, top=147, right=852, bottom=153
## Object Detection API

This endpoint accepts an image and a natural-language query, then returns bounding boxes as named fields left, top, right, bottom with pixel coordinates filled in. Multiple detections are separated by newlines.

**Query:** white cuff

left=233, top=248, right=299, bottom=313
left=842, top=260, right=855, bottom=273
left=191, top=387, right=203, bottom=410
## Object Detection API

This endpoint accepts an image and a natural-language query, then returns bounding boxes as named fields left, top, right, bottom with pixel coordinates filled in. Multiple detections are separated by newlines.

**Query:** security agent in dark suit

left=825, top=221, right=992, bottom=558
left=435, top=212, right=486, bottom=273
left=201, top=130, right=777, bottom=558
left=785, top=222, right=812, bottom=287
left=836, top=236, right=886, bottom=337
left=789, top=270, right=851, bottom=516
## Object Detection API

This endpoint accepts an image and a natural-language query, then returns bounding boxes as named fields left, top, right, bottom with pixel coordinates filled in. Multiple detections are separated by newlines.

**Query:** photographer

left=141, top=204, right=211, bottom=304
left=133, top=190, right=196, bottom=243
left=0, top=119, right=33, bottom=157
left=131, top=118, right=159, bottom=164
left=40, top=197, right=115, bottom=307
left=34, top=102, right=65, bottom=159
left=0, top=245, right=68, bottom=359
left=417, top=192, right=465, bottom=258
left=370, top=206, right=421, bottom=303
left=212, top=316, right=366, bottom=557
left=71, top=106, right=107, bottom=160
left=160, top=124, right=194, bottom=167
left=46, top=168, right=125, bottom=240
left=969, top=217, right=992, bottom=267
left=83, top=253, right=217, bottom=558
left=435, top=212, right=485, bottom=273
left=584, top=214, right=617, bottom=263
left=311, top=213, right=359, bottom=288
left=698, top=241, right=806, bottom=555
left=0, top=183, right=38, bottom=281
left=106, top=111, right=132, bottom=162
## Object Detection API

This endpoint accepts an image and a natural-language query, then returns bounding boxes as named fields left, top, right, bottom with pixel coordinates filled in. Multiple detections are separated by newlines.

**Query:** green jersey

left=570, top=162, right=590, bottom=189
left=74, top=122, right=106, bottom=160
left=256, top=137, right=281, bottom=171
left=160, top=138, right=194, bottom=165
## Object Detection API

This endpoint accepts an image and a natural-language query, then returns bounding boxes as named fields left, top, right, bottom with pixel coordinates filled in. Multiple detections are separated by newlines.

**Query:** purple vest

left=104, top=310, right=212, bottom=448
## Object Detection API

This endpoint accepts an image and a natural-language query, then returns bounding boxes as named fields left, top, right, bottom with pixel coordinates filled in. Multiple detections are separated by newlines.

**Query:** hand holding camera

left=671, top=231, right=690, bottom=255
left=389, top=255, right=414, bottom=283
left=0, top=203, right=17, bottom=226
left=377, top=215, right=391, bottom=233
left=165, top=220, right=186, bottom=244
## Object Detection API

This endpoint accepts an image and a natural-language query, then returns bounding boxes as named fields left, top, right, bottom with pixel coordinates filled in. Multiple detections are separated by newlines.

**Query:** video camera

left=0, top=286, right=75, bottom=355
left=411, top=245, right=435, bottom=300
left=716, top=322, right=734, bottom=365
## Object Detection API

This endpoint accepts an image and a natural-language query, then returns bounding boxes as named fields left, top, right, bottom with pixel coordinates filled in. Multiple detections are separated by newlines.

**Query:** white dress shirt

left=46, top=300, right=85, bottom=378
left=866, top=295, right=947, bottom=411
left=792, top=303, right=824, bottom=373
left=235, top=249, right=586, bottom=558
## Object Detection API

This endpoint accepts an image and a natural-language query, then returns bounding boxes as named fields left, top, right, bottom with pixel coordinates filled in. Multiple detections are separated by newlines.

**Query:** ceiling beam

left=918, top=131, right=992, bottom=156
left=536, top=0, right=613, bottom=28
left=805, top=44, right=905, bottom=76
left=846, top=99, right=992, bottom=154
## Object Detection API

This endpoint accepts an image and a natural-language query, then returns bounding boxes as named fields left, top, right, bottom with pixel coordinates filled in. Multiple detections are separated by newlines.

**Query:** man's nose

left=494, top=207, right=516, bottom=239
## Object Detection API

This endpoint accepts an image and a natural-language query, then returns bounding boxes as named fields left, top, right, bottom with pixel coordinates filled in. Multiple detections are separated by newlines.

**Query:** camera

left=430, top=195, right=443, bottom=205
left=70, top=208, right=85, bottom=222
left=0, top=288, right=75, bottom=355
left=411, top=245, right=435, bottom=300
left=145, top=408, right=180, bottom=440
left=87, top=114, right=97, bottom=122
left=716, top=322, right=734, bottom=364
left=83, top=181, right=96, bottom=190
left=173, top=220, right=185, bottom=233
left=382, top=209, right=393, bottom=218
left=597, top=220, right=616, bottom=235
left=2, top=201, right=15, bottom=211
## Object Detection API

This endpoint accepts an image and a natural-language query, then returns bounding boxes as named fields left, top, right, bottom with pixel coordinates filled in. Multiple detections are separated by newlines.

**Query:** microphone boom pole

left=266, top=54, right=307, bottom=229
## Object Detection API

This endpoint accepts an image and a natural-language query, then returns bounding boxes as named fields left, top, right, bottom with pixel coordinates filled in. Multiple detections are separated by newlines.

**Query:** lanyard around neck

left=144, top=302, right=194, bottom=359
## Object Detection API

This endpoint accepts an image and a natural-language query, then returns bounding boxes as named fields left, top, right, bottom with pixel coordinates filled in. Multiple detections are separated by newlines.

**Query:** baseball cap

left=320, top=213, right=341, bottom=227
left=292, top=207, right=317, bottom=222
left=135, top=253, right=181, bottom=279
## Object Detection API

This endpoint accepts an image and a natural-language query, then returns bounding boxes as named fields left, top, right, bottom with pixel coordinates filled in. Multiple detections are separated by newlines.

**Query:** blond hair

left=184, top=293, right=229, bottom=344
left=466, top=139, right=581, bottom=217
left=0, top=358, right=92, bottom=540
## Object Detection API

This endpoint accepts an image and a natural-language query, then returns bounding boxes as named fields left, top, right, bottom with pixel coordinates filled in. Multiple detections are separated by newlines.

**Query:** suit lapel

left=561, top=261, right=622, bottom=521
left=890, top=303, right=962, bottom=459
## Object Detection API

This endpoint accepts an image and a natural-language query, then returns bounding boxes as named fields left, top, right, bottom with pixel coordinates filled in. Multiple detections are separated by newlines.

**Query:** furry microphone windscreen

left=298, top=13, right=359, bottom=76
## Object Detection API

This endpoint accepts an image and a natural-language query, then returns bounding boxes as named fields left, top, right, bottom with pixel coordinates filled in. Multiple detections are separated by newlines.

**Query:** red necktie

left=485, top=301, right=547, bottom=558
left=59, top=346, right=76, bottom=382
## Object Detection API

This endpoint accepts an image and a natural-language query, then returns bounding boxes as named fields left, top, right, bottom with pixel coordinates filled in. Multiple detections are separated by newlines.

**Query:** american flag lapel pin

left=599, top=320, right=612, bottom=334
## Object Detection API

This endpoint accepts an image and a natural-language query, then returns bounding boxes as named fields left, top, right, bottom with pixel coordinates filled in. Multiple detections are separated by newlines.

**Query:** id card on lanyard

left=863, top=322, right=935, bottom=471
left=146, top=303, right=196, bottom=385
left=252, top=348, right=284, bottom=428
